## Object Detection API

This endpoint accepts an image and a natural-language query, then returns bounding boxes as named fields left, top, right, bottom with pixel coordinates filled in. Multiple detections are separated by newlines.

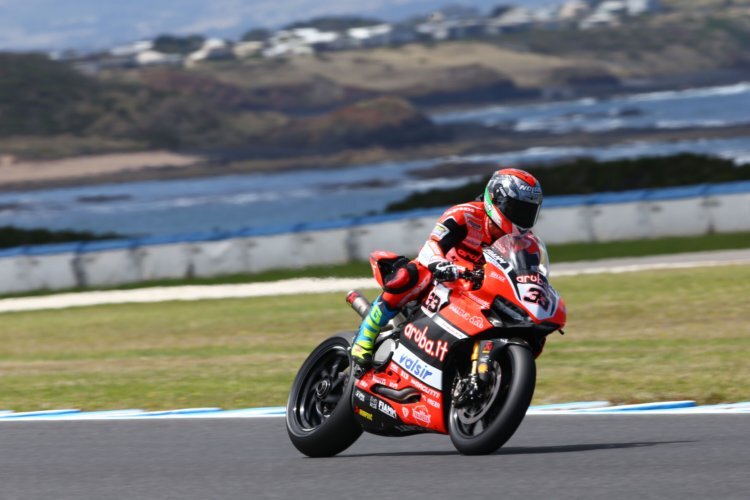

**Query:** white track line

left=1, top=249, right=749, bottom=313
left=0, top=402, right=748, bottom=421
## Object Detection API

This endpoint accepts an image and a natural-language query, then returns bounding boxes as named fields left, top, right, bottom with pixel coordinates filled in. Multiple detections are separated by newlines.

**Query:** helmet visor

left=496, top=197, right=541, bottom=229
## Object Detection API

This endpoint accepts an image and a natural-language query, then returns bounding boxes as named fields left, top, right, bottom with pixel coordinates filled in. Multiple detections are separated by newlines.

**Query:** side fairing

left=355, top=307, right=476, bottom=434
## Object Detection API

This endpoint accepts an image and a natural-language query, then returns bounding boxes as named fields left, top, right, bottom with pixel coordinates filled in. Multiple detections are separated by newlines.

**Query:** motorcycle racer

left=351, top=168, right=544, bottom=368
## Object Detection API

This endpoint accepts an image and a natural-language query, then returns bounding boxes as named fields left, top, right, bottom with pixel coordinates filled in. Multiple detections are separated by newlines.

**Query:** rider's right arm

left=417, top=210, right=468, bottom=271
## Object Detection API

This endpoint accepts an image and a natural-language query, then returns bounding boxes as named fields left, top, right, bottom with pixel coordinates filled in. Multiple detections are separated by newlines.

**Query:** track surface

left=0, top=415, right=747, bottom=499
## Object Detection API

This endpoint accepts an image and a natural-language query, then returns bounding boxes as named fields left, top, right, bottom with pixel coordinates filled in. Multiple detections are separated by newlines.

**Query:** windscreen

left=489, top=233, right=550, bottom=277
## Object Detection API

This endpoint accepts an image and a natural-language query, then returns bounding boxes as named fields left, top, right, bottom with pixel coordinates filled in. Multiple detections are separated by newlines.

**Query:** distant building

left=347, top=24, right=393, bottom=48
left=580, top=1, right=626, bottom=29
left=416, top=9, right=487, bottom=41
left=186, top=38, right=234, bottom=65
left=559, top=0, right=592, bottom=21
left=386, top=23, right=418, bottom=45
left=531, top=6, right=562, bottom=28
left=626, top=0, right=661, bottom=16
left=416, top=15, right=451, bottom=41
left=580, top=0, right=659, bottom=28
left=263, top=29, right=333, bottom=57
left=598, top=1, right=629, bottom=16
left=110, top=40, right=154, bottom=57
left=232, top=41, right=264, bottom=58
left=135, top=50, right=183, bottom=67
left=486, top=7, right=534, bottom=35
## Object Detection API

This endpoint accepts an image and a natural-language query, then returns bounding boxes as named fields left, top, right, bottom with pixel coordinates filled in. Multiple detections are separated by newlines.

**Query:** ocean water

left=431, top=82, right=750, bottom=133
left=2, top=83, right=750, bottom=238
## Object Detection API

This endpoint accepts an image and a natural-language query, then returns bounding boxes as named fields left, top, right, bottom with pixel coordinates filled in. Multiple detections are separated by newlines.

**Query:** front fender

left=489, top=338, right=533, bottom=360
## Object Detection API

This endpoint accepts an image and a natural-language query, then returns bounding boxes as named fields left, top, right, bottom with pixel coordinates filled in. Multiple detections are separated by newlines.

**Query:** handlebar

left=460, top=268, right=484, bottom=288
left=434, top=267, right=484, bottom=288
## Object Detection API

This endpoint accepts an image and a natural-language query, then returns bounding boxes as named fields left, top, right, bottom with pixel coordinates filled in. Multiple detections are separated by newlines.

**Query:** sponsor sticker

left=356, top=407, right=373, bottom=421
left=457, top=247, right=482, bottom=263
left=408, top=377, right=441, bottom=399
left=484, top=249, right=507, bottom=270
left=433, top=316, right=468, bottom=340
left=354, top=389, right=366, bottom=402
left=403, top=323, right=448, bottom=362
left=412, top=405, right=431, bottom=426
left=517, top=274, right=547, bottom=285
left=431, top=223, right=449, bottom=239
left=377, top=400, right=397, bottom=419
left=481, top=341, right=494, bottom=354
left=393, top=344, right=442, bottom=390
left=402, top=407, right=410, bottom=418
left=448, top=304, right=485, bottom=329
left=488, top=270, right=507, bottom=282
left=518, top=184, right=542, bottom=194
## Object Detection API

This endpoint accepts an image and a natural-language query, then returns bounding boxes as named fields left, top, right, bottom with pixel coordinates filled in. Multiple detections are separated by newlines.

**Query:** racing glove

left=432, top=261, right=461, bottom=282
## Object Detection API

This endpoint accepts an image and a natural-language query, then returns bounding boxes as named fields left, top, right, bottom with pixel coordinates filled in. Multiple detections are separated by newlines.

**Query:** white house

left=626, top=0, right=661, bottom=16
left=233, top=41, right=264, bottom=59
left=347, top=24, right=393, bottom=48
left=598, top=1, right=629, bottom=16
left=559, top=0, right=592, bottom=20
left=186, top=38, right=234, bottom=65
left=486, top=7, right=534, bottom=34
left=416, top=20, right=450, bottom=41
left=135, top=50, right=183, bottom=67
left=264, top=30, right=313, bottom=57
left=110, top=40, right=153, bottom=57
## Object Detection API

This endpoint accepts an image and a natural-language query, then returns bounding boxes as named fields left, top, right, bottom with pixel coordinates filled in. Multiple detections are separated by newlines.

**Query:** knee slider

left=382, top=262, right=419, bottom=294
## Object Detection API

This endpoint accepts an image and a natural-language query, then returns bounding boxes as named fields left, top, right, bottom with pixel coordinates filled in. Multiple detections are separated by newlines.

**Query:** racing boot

left=351, top=295, right=397, bottom=369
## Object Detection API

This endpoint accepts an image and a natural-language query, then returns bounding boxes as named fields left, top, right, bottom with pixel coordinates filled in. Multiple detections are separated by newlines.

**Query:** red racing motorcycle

left=286, top=233, right=566, bottom=456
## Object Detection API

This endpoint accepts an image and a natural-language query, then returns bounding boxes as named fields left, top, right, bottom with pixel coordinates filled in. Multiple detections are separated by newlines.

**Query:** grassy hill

left=4, top=3, right=750, bottom=160
left=0, top=54, right=439, bottom=156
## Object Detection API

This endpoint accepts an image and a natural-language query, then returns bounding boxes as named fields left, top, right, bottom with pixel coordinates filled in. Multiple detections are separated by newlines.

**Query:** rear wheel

left=448, top=343, right=536, bottom=455
left=286, top=336, right=362, bottom=457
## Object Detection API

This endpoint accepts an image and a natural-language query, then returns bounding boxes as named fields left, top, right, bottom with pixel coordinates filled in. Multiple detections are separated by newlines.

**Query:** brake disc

left=456, top=363, right=502, bottom=425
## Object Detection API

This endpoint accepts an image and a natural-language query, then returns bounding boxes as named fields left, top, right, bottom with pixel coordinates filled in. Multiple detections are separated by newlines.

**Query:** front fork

left=452, top=340, right=496, bottom=408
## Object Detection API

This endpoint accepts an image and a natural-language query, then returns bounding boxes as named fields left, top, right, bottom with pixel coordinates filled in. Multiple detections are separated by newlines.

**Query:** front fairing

left=481, top=233, right=566, bottom=328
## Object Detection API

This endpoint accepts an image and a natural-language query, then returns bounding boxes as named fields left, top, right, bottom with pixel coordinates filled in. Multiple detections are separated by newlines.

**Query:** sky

left=0, top=0, right=553, bottom=52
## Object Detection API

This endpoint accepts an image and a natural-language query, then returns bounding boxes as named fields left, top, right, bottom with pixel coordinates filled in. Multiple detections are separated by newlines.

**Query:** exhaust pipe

left=346, top=290, right=370, bottom=318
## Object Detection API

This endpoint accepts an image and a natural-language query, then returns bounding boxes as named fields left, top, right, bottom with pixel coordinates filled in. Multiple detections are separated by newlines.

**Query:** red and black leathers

left=378, top=201, right=505, bottom=310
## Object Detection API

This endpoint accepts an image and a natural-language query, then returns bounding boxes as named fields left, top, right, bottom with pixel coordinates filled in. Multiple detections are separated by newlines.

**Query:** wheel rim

left=291, top=345, right=351, bottom=432
left=450, top=358, right=510, bottom=437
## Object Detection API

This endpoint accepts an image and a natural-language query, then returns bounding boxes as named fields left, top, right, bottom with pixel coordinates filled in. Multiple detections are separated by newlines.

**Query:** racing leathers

left=351, top=201, right=505, bottom=366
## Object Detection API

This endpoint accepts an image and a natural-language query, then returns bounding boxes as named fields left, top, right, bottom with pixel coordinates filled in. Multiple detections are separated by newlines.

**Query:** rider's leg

left=351, top=295, right=398, bottom=366
left=351, top=261, right=432, bottom=367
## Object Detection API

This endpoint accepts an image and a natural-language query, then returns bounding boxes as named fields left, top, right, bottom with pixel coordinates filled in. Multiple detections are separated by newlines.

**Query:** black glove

left=433, top=261, right=461, bottom=282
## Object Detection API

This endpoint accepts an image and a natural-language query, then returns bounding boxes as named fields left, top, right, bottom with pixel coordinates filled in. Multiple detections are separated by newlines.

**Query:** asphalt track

left=0, top=415, right=747, bottom=499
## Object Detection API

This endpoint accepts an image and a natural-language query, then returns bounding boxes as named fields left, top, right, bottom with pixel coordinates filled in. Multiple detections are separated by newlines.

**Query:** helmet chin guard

left=484, top=186, right=513, bottom=234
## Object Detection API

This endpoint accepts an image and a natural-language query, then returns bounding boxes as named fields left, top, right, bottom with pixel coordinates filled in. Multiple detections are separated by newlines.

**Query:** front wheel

left=448, top=343, right=536, bottom=455
left=286, top=335, right=363, bottom=457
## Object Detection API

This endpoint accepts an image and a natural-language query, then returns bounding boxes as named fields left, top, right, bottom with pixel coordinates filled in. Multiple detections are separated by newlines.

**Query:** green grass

left=547, top=231, right=750, bottom=262
left=2, top=231, right=748, bottom=300
left=1, top=265, right=748, bottom=411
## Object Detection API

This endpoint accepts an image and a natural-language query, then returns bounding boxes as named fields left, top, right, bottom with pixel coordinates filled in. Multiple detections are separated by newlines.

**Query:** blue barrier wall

left=1, top=180, right=748, bottom=293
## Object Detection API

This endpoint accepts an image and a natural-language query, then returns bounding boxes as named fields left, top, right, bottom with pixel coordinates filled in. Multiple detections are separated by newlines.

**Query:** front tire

left=286, top=335, right=363, bottom=457
left=448, top=343, right=536, bottom=455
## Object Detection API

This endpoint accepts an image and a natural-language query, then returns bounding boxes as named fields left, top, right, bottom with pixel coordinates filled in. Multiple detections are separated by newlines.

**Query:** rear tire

left=448, top=343, right=536, bottom=455
left=286, top=335, right=363, bottom=457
